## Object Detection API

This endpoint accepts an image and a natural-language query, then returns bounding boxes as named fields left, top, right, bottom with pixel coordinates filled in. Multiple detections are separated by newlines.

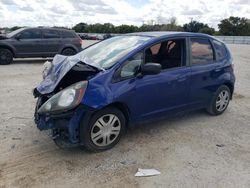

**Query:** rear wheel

left=61, top=48, right=77, bottom=56
left=82, top=107, right=126, bottom=152
left=0, top=48, right=13, bottom=65
left=207, top=85, right=231, bottom=115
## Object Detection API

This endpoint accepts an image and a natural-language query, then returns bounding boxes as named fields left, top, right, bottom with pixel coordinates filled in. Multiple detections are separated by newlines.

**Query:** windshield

left=78, top=36, right=150, bottom=69
left=7, top=28, right=25, bottom=38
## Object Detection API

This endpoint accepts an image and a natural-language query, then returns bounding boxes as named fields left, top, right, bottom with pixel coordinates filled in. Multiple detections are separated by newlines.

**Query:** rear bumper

left=35, top=105, right=95, bottom=144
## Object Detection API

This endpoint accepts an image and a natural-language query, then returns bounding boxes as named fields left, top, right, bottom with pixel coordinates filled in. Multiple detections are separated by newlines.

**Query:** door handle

left=214, top=68, right=222, bottom=72
left=177, top=75, right=187, bottom=82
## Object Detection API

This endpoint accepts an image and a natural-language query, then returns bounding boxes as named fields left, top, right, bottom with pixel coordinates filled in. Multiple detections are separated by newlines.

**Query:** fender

left=83, top=70, right=114, bottom=109
left=0, top=43, right=16, bottom=57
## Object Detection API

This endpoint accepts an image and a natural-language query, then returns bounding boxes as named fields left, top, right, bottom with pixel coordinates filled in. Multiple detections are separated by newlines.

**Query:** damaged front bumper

left=35, top=103, right=95, bottom=145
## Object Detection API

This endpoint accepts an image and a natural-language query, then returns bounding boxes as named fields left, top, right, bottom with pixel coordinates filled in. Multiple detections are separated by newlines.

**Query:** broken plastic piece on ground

left=135, top=168, right=161, bottom=177
left=216, top=144, right=225, bottom=147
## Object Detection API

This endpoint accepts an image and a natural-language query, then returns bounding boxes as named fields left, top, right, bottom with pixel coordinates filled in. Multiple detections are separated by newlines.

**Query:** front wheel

left=0, top=48, right=13, bottom=65
left=207, top=85, right=231, bottom=115
left=82, top=107, right=126, bottom=152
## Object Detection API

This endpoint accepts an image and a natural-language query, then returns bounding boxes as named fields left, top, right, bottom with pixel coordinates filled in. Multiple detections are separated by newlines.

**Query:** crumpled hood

left=36, top=53, right=100, bottom=95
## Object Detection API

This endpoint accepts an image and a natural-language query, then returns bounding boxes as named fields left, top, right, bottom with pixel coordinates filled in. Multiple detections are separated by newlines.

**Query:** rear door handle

left=177, top=75, right=187, bottom=82
left=214, top=66, right=223, bottom=72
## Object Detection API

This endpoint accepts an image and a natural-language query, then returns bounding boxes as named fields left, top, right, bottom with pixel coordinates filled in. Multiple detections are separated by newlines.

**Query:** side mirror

left=141, top=63, right=161, bottom=75
left=15, top=35, right=20, bottom=40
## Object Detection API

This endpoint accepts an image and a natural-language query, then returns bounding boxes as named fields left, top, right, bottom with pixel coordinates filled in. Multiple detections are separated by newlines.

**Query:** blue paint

left=35, top=32, right=235, bottom=144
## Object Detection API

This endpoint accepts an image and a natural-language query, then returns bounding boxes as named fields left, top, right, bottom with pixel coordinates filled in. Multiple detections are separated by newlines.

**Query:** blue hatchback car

left=34, top=32, right=235, bottom=151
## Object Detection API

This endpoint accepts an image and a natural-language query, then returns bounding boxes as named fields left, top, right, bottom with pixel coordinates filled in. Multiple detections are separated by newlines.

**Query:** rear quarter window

left=190, top=38, right=214, bottom=65
left=43, top=29, right=60, bottom=39
left=61, top=30, right=77, bottom=38
left=212, top=40, right=227, bottom=61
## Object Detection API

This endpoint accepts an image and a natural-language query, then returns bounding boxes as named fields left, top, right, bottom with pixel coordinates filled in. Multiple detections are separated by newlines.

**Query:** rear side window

left=61, top=30, right=77, bottom=38
left=43, top=30, right=60, bottom=39
left=212, top=40, right=227, bottom=61
left=18, top=29, right=41, bottom=39
left=191, top=38, right=214, bottom=65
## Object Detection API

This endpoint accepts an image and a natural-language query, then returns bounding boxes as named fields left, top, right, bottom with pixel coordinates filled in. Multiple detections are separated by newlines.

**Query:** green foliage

left=114, top=25, right=139, bottom=33
left=183, top=21, right=206, bottom=32
left=199, top=27, right=215, bottom=35
left=72, top=22, right=88, bottom=33
left=218, top=17, right=250, bottom=36
left=9, top=26, right=23, bottom=31
left=183, top=20, right=215, bottom=35
left=73, top=22, right=183, bottom=34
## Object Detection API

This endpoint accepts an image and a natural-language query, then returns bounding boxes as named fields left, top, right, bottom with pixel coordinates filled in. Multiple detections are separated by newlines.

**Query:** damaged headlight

left=38, top=81, right=88, bottom=114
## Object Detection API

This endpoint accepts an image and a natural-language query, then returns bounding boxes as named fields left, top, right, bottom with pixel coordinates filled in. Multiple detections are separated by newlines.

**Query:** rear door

left=13, top=29, right=43, bottom=57
left=41, top=29, right=62, bottom=56
left=189, top=37, right=222, bottom=107
left=60, top=30, right=82, bottom=52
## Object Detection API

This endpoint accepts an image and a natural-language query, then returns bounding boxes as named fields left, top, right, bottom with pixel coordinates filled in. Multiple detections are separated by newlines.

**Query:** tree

left=199, top=27, right=215, bottom=35
left=72, top=22, right=88, bottom=33
left=114, top=25, right=139, bottom=33
left=183, top=20, right=215, bottom=35
left=183, top=20, right=207, bottom=32
left=218, top=17, right=250, bottom=36
left=10, top=26, right=23, bottom=31
left=139, top=17, right=183, bottom=32
left=160, top=24, right=183, bottom=31
left=102, top=23, right=115, bottom=33
left=169, top=17, right=177, bottom=25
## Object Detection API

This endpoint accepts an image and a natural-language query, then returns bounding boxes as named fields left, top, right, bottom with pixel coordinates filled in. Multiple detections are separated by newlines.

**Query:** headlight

left=38, top=81, right=88, bottom=114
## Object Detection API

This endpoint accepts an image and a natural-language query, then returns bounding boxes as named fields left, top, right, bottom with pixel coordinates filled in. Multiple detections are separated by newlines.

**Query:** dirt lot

left=0, top=44, right=250, bottom=188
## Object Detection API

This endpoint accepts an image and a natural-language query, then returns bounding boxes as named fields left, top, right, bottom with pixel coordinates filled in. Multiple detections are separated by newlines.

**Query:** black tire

left=61, top=48, right=77, bottom=56
left=82, top=107, right=126, bottom=152
left=34, top=97, right=42, bottom=124
left=207, top=85, right=231, bottom=115
left=0, top=48, right=13, bottom=65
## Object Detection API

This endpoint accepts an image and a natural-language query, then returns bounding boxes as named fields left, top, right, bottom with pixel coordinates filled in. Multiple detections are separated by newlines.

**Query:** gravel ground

left=0, top=44, right=250, bottom=188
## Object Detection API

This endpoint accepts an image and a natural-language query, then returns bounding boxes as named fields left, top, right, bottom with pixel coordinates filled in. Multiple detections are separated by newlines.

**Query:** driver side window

left=18, top=29, right=41, bottom=39
left=120, top=52, right=143, bottom=78
left=145, top=39, right=185, bottom=70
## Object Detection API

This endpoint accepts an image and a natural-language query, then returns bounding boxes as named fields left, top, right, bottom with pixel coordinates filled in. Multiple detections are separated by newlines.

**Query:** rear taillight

left=79, top=38, right=83, bottom=45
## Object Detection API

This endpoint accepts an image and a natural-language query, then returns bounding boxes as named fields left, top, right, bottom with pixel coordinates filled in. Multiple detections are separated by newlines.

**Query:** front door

left=134, top=38, right=191, bottom=121
left=13, top=29, right=43, bottom=57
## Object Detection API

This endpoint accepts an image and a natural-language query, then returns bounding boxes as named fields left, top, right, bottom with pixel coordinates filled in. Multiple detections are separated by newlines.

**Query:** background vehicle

left=0, top=27, right=82, bottom=65
left=34, top=32, right=235, bottom=152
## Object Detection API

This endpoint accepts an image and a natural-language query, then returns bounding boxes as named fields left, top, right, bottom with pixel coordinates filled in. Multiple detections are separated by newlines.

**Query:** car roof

left=126, top=31, right=213, bottom=39
left=22, top=27, right=74, bottom=32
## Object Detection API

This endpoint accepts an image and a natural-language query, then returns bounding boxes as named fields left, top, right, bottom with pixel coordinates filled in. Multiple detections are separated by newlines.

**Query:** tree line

left=72, top=17, right=250, bottom=36
left=2, top=16, right=250, bottom=36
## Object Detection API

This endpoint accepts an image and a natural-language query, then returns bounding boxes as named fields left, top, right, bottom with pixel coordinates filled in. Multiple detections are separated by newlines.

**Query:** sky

left=0, top=0, right=249, bottom=29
